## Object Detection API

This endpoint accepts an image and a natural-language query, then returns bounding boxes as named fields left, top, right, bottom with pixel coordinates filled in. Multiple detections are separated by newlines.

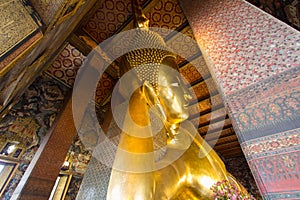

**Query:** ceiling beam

left=208, top=135, right=238, bottom=146
left=204, top=127, right=235, bottom=141
left=68, top=33, right=92, bottom=56
left=198, top=118, right=232, bottom=135
left=214, top=141, right=241, bottom=151
left=193, top=107, right=227, bottom=127
left=221, top=149, right=244, bottom=159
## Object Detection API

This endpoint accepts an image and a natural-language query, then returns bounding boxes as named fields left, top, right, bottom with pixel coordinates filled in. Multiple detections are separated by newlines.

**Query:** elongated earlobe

left=141, top=81, right=166, bottom=121
left=141, top=81, right=159, bottom=105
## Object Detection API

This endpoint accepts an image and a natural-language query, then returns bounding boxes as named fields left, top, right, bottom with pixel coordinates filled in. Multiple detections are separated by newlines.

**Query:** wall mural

left=0, top=0, right=96, bottom=123
left=61, top=134, right=92, bottom=176
left=0, top=75, right=70, bottom=200
left=65, top=176, right=83, bottom=200
left=51, top=135, right=92, bottom=200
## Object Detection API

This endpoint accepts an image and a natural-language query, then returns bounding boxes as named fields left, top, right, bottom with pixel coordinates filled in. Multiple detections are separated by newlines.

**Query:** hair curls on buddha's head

left=121, top=28, right=178, bottom=92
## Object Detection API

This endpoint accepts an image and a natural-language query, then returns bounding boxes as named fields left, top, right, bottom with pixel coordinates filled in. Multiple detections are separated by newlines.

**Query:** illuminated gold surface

left=106, top=2, right=248, bottom=199
left=107, top=67, right=247, bottom=199
left=107, top=89, right=155, bottom=200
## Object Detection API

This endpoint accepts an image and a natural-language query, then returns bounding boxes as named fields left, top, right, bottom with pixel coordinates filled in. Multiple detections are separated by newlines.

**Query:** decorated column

left=180, top=0, right=300, bottom=199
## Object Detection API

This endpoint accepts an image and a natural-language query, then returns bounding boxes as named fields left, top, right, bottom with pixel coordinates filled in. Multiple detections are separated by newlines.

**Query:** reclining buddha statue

left=103, top=2, right=249, bottom=200
left=76, top=1, right=251, bottom=199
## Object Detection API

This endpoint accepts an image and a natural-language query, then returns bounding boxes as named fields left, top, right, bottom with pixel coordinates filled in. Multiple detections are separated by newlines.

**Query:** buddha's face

left=157, top=66, right=192, bottom=125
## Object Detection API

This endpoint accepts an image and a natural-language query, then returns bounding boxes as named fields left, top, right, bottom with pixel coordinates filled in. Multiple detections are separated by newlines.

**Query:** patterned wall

left=179, top=56, right=210, bottom=84
left=45, top=43, right=116, bottom=107
left=0, top=75, right=70, bottom=200
left=95, top=73, right=116, bottom=106
left=166, top=26, right=201, bottom=64
left=0, top=42, right=88, bottom=199
left=65, top=176, right=83, bottom=200
left=181, top=0, right=300, bottom=198
left=82, top=0, right=187, bottom=43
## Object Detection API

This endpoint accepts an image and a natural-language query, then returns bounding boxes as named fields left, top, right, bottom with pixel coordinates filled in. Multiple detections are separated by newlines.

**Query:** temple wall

left=0, top=74, right=69, bottom=199
left=180, top=0, right=300, bottom=199
left=0, top=43, right=85, bottom=199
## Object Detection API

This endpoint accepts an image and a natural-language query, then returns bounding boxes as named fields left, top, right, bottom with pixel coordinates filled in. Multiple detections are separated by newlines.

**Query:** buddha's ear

left=141, top=81, right=160, bottom=106
left=141, top=81, right=167, bottom=121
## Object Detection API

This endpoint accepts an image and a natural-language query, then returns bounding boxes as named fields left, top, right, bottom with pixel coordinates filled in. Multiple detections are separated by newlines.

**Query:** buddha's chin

left=178, top=113, right=189, bottom=123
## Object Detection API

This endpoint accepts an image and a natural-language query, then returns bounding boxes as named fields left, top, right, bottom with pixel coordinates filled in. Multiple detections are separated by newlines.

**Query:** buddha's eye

left=170, top=82, right=179, bottom=87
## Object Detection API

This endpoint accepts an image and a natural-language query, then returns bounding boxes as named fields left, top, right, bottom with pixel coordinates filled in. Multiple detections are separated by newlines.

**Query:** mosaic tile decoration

left=0, top=75, right=69, bottom=200
left=241, top=128, right=300, bottom=163
left=180, top=0, right=300, bottom=96
left=46, top=43, right=86, bottom=88
left=241, top=128, right=300, bottom=197
left=248, top=150, right=300, bottom=199
left=76, top=157, right=112, bottom=200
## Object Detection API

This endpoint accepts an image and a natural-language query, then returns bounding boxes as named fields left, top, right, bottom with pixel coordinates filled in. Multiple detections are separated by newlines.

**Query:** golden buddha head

left=122, top=28, right=192, bottom=127
left=156, top=63, right=192, bottom=125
